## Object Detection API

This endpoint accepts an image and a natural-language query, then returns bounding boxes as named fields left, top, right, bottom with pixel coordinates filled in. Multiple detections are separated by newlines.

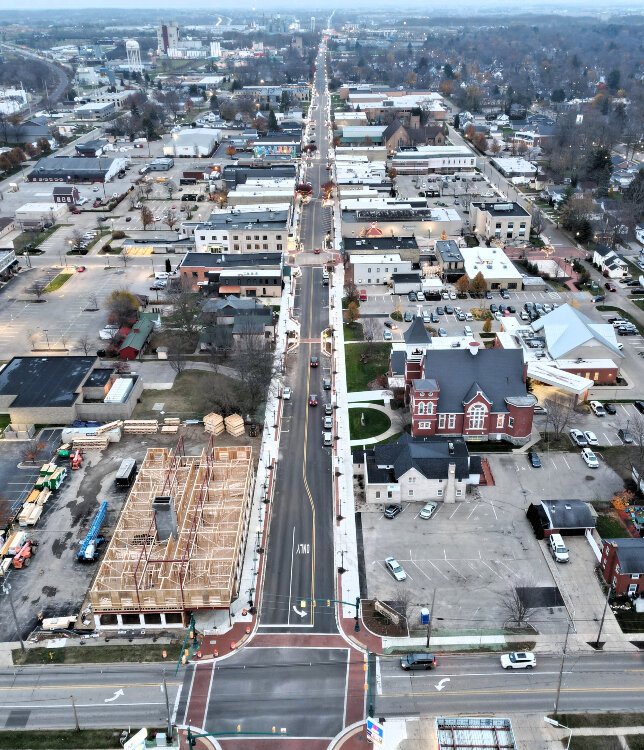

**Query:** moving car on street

left=501, top=652, right=536, bottom=670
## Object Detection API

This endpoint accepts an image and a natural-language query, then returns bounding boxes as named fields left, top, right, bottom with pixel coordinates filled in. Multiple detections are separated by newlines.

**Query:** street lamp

left=544, top=717, right=572, bottom=750
left=43, top=329, right=50, bottom=350
left=2, top=582, right=25, bottom=653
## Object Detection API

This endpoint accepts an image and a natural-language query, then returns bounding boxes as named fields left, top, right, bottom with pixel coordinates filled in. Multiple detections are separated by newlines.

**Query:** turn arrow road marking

left=104, top=689, right=124, bottom=703
left=435, top=678, right=451, bottom=692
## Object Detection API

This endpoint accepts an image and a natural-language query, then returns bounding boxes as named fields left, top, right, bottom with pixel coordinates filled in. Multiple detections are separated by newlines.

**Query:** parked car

left=490, top=304, right=498, bottom=313
left=500, top=289, right=510, bottom=299
left=581, top=447, right=599, bottom=468
left=400, top=653, right=437, bottom=671
left=283, top=386, right=292, bottom=400
left=416, top=291, right=426, bottom=302
left=604, top=403, right=617, bottom=415
left=570, top=429, right=588, bottom=447
left=444, top=305, right=454, bottom=315
left=590, top=401, right=606, bottom=417
left=438, top=327, right=447, bottom=337
left=485, top=291, right=493, bottom=299
left=618, top=428, right=634, bottom=444
left=384, top=320, right=394, bottom=329
left=528, top=450, right=541, bottom=468
left=635, top=401, right=644, bottom=414
left=308, top=394, right=318, bottom=406
left=437, top=306, right=445, bottom=315
left=408, top=291, right=417, bottom=302
left=323, top=415, right=333, bottom=429
left=449, top=291, right=457, bottom=300
left=404, top=311, right=413, bottom=322
left=384, top=504, right=402, bottom=519
left=322, top=376, right=331, bottom=390
left=324, top=403, right=333, bottom=416
left=500, top=652, right=536, bottom=670
left=383, top=330, right=393, bottom=341
left=533, top=404, right=548, bottom=415
left=419, top=502, right=437, bottom=520
left=430, top=313, right=439, bottom=323
left=384, top=556, right=407, bottom=581
left=584, top=431, right=599, bottom=446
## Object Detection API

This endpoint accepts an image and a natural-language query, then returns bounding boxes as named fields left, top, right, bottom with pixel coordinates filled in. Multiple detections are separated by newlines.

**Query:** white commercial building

left=163, top=128, right=220, bottom=157
left=461, top=246, right=524, bottom=290
left=390, top=145, right=477, bottom=174
left=490, top=157, right=537, bottom=178
left=15, top=202, right=68, bottom=229
left=350, top=254, right=412, bottom=285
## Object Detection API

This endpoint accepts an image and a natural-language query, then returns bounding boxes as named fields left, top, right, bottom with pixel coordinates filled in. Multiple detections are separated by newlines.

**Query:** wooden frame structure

left=89, top=438, right=254, bottom=617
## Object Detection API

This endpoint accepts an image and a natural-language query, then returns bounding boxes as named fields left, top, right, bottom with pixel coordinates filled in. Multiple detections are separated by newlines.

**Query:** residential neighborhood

left=0, top=5, right=643, bottom=750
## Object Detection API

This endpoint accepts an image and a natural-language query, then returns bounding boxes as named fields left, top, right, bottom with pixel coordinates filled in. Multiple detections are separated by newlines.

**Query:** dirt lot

left=0, top=424, right=261, bottom=642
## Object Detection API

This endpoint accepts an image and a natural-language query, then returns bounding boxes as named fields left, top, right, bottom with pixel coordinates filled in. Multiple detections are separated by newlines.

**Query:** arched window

left=417, top=401, right=425, bottom=415
left=417, top=401, right=434, bottom=416
left=468, top=404, right=487, bottom=430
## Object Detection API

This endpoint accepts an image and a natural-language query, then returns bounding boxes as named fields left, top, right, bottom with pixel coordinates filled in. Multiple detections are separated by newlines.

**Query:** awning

left=219, top=285, right=241, bottom=293
left=527, top=361, right=593, bottom=396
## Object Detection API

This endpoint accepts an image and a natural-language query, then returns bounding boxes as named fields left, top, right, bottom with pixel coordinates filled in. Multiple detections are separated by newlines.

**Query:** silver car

left=384, top=556, right=407, bottom=581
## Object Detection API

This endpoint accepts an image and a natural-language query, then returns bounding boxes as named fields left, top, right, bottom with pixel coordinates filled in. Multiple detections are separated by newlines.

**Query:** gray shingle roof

left=404, top=316, right=432, bottom=345
left=604, top=538, right=644, bottom=574
left=390, top=350, right=407, bottom=376
left=421, top=348, right=527, bottom=413
left=542, top=499, right=595, bottom=530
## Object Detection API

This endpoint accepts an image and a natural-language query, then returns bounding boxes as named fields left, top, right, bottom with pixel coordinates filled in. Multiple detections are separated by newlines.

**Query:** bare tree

left=22, top=439, right=46, bottom=464
left=165, top=180, right=178, bottom=200
left=544, top=394, right=575, bottom=439
left=392, top=587, right=413, bottom=626
left=27, top=329, right=39, bottom=351
left=164, top=209, right=178, bottom=231
left=121, top=250, right=130, bottom=268
left=28, top=280, right=48, bottom=300
left=86, top=292, right=99, bottom=311
left=68, top=228, right=84, bottom=254
left=498, top=585, right=536, bottom=629
left=531, top=207, right=545, bottom=237
left=230, top=320, right=277, bottom=416
left=362, top=318, right=377, bottom=343
left=344, top=281, right=359, bottom=304
left=167, top=333, right=188, bottom=375
left=166, top=277, right=201, bottom=336
left=77, top=334, right=93, bottom=355
left=140, top=205, right=154, bottom=231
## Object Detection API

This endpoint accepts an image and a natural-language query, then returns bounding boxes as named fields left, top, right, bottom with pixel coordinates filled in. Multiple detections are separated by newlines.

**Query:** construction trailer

left=88, top=439, right=255, bottom=630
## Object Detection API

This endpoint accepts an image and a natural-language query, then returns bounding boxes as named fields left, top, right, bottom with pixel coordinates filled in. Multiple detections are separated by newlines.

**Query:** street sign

left=123, top=728, right=147, bottom=750
left=367, top=717, right=384, bottom=745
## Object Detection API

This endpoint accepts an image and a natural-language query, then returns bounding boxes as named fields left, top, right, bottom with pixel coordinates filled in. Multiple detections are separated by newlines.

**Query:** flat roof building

left=461, top=246, right=524, bottom=290
left=28, top=155, right=126, bottom=183
left=470, top=201, right=531, bottom=242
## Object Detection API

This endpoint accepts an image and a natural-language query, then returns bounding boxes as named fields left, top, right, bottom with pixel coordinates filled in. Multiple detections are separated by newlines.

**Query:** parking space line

left=620, top=404, right=630, bottom=416
left=426, top=560, right=450, bottom=580
left=479, top=559, right=504, bottom=579
left=603, top=433, right=613, bottom=446
left=408, top=560, right=433, bottom=583
left=496, top=559, right=519, bottom=578
left=562, top=455, right=571, bottom=470
left=448, top=505, right=462, bottom=519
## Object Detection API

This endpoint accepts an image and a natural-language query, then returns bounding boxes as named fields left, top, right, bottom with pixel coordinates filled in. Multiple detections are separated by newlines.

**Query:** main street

left=377, top=651, right=644, bottom=715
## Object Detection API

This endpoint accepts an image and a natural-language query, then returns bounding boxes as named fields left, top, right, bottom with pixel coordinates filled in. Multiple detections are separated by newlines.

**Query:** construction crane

left=77, top=501, right=108, bottom=562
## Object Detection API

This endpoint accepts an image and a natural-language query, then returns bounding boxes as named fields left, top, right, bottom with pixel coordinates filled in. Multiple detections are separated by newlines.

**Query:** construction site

left=88, top=438, right=255, bottom=630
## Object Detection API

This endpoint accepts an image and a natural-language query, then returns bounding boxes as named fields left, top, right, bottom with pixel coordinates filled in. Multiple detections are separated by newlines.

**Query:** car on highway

left=283, top=386, right=292, bottom=400
left=310, top=356, right=319, bottom=367
left=384, top=504, right=402, bottom=519
left=528, top=450, right=541, bottom=468
left=570, top=429, right=588, bottom=447
left=590, top=401, right=606, bottom=417
left=308, top=394, right=318, bottom=407
left=618, top=428, right=634, bottom=444
left=581, top=447, right=599, bottom=468
left=604, top=403, right=617, bottom=415
left=500, top=652, right=536, bottom=670
left=76, top=266, right=86, bottom=272
left=419, top=502, right=437, bottom=520
left=384, top=556, right=407, bottom=581
left=584, top=431, right=599, bottom=446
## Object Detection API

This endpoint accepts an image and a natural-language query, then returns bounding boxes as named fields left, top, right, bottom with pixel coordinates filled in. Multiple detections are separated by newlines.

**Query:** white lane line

left=287, top=526, right=296, bottom=625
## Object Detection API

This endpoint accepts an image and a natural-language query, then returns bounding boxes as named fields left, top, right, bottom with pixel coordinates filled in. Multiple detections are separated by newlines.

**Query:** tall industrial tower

left=125, top=39, right=143, bottom=74
left=310, top=16, right=316, bottom=32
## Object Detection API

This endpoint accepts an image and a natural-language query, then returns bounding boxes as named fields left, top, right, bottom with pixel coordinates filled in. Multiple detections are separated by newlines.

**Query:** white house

left=593, top=246, right=629, bottom=279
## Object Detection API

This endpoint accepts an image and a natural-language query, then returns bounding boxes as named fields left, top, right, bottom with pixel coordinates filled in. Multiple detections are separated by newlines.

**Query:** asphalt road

left=377, top=651, right=644, bottom=715
left=0, top=663, right=180, bottom=730
left=258, top=43, right=336, bottom=634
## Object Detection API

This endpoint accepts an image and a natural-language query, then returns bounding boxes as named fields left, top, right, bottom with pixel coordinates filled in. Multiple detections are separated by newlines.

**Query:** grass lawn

left=13, top=223, right=70, bottom=255
left=614, top=608, right=644, bottom=633
left=373, top=431, right=403, bottom=446
left=595, top=514, right=630, bottom=538
left=344, top=342, right=391, bottom=392
left=630, top=299, right=644, bottom=312
left=44, top=272, right=73, bottom=293
left=0, top=415, right=10, bottom=432
left=552, top=712, right=644, bottom=728
left=0, top=730, right=143, bottom=749
left=344, top=322, right=364, bottom=341
left=627, top=736, right=644, bottom=750
left=599, top=444, right=640, bottom=484
left=348, top=407, right=391, bottom=441
left=13, top=642, right=180, bottom=665
left=132, top=369, right=238, bottom=420
left=569, top=738, right=621, bottom=750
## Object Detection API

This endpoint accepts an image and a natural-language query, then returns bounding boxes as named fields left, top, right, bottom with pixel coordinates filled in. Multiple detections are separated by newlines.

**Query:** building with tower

left=157, top=22, right=179, bottom=54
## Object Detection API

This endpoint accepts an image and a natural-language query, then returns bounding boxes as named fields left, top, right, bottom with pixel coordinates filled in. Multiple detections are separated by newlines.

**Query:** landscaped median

left=12, top=641, right=180, bottom=665
left=0, top=729, right=152, bottom=749
left=43, top=272, right=73, bottom=293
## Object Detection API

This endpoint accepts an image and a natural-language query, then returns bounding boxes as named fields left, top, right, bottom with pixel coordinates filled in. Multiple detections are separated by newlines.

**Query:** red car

left=76, top=266, right=86, bottom=273
left=308, top=394, right=318, bottom=406
left=310, top=356, right=319, bottom=367
left=313, top=248, right=321, bottom=254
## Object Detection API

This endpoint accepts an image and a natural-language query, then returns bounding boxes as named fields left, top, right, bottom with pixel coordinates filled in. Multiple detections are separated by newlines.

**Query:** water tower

left=125, top=39, right=143, bottom=74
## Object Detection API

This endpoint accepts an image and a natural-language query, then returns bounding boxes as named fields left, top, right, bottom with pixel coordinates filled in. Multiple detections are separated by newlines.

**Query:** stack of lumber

left=160, top=417, right=180, bottom=434
left=18, top=504, right=42, bottom=527
left=72, top=435, right=109, bottom=450
left=204, top=413, right=224, bottom=436
left=123, top=420, right=159, bottom=434
left=224, top=413, right=245, bottom=437
left=96, top=420, right=123, bottom=434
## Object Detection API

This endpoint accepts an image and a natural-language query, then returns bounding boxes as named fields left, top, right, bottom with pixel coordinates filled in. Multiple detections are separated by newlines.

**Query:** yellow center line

left=302, top=269, right=316, bottom=624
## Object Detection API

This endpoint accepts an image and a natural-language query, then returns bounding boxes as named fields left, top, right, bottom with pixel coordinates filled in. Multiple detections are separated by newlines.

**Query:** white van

left=155, top=272, right=170, bottom=280
left=549, top=534, right=569, bottom=563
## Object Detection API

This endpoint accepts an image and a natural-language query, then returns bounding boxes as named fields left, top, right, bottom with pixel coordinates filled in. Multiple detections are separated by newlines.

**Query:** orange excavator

left=12, top=540, right=37, bottom=569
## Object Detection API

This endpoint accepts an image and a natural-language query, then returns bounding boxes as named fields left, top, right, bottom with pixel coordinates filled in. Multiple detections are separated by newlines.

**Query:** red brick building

left=600, top=538, right=644, bottom=597
left=394, top=337, right=535, bottom=444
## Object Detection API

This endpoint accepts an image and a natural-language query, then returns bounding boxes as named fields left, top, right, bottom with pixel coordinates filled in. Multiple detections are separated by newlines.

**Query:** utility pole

left=553, top=623, right=570, bottom=717
left=70, top=695, right=80, bottom=731
left=426, top=588, right=436, bottom=648
left=2, top=583, right=25, bottom=653
left=595, top=584, right=612, bottom=648
left=163, top=677, right=172, bottom=740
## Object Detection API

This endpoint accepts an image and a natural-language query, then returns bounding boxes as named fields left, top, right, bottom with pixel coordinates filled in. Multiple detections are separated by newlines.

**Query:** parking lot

left=533, top=402, right=644, bottom=448
left=360, top=486, right=566, bottom=634
left=0, top=262, right=155, bottom=356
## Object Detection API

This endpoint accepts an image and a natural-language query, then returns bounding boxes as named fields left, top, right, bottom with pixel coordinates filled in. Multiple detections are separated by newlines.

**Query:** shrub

left=112, top=230, right=126, bottom=240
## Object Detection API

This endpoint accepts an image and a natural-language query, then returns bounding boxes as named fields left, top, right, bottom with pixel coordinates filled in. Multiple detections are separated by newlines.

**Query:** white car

left=581, top=447, right=599, bottom=468
left=500, top=651, right=536, bottom=670
left=384, top=556, right=407, bottom=582
left=419, top=502, right=437, bottom=520
left=283, top=386, right=292, bottom=400
left=584, top=431, right=599, bottom=446
left=569, top=429, right=588, bottom=447
left=590, top=401, right=606, bottom=417
left=449, top=291, right=457, bottom=300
